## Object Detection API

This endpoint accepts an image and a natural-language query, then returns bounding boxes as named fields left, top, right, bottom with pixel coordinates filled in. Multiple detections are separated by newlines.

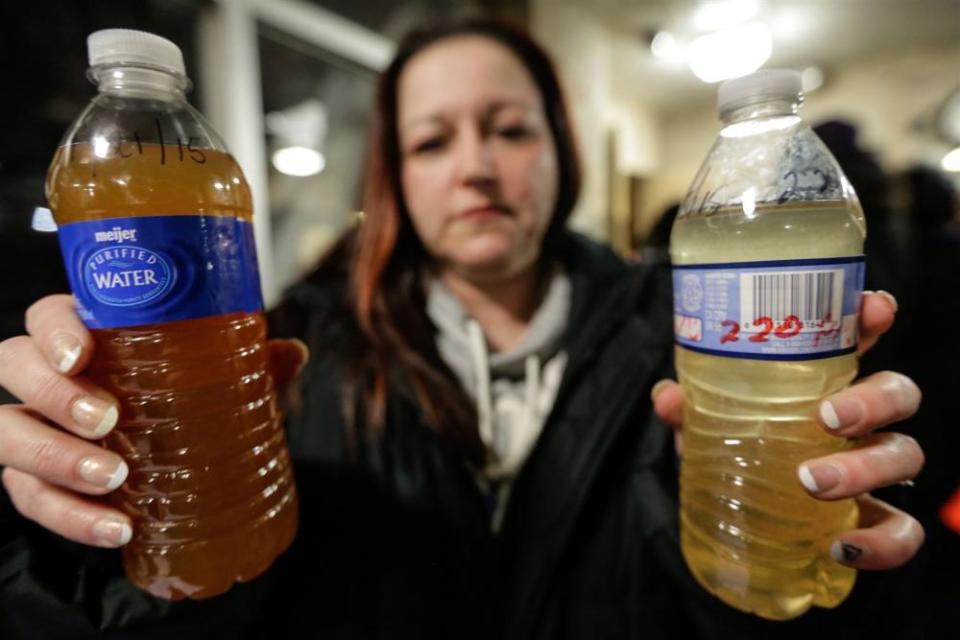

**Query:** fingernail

left=289, top=338, right=310, bottom=375
left=819, top=398, right=863, bottom=431
left=650, top=380, right=671, bottom=401
left=71, top=397, right=119, bottom=436
left=875, top=290, right=899, bottom=313
left=831, top=540, right=865, bottom=564
left=77, top=455, right=128, bottom=490
left=879, top=372, right=921, bottom=415
left=798, top=463, right=842, bottom=493
left=51, top=332, right=82, bottom=374
left=92, top=518, right=133, bottom=547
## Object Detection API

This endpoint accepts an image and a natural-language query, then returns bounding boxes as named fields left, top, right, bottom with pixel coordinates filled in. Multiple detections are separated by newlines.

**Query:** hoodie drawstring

left=466, top=319, right=494, bottom=449
left=465, top=319, right=542, bottom=474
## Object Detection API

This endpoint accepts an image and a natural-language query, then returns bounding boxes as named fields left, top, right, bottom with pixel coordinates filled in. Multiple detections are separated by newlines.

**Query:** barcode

left=740, top=270, right=843, bottom=331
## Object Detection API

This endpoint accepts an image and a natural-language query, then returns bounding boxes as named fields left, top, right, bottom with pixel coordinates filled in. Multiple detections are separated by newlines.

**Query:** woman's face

left=397, top=36, right=559, bottom=284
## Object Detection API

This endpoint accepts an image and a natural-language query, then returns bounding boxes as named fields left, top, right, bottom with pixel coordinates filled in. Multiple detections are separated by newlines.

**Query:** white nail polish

left=105, top=459, right=128, bottom=491
left=93, top=519, right=133, bottom=547
left=93, top=405, right=119, bottom=437
left=820, top=401, right=841, bottom=430
left=830, top=540, right=844, bottom=562
left=798, top=465, right=819, bottom=492
left=57, top=344, right=81, bottom=373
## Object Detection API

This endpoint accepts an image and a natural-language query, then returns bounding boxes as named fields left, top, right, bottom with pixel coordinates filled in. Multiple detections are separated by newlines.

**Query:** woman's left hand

left=651, top=291, right=925, bottom=570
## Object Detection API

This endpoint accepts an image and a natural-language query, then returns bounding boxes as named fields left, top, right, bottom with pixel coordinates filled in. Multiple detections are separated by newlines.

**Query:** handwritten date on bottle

left=720, top=315, right=838, bottom=344
left=97, top=119, right=207, bottom=165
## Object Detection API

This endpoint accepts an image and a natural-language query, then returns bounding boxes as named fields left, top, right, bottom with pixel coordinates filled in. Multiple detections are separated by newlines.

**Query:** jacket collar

left=496, top=232, right=674, bottom=634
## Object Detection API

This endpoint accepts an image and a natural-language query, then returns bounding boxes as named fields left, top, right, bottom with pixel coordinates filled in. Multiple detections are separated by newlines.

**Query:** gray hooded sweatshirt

left=426, top=269, right=572, bottom=530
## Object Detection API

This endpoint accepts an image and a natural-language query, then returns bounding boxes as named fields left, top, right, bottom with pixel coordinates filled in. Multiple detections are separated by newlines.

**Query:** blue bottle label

left=57, top=215, right=263, bottom=329
left=672, top=257, right=865, bottom=360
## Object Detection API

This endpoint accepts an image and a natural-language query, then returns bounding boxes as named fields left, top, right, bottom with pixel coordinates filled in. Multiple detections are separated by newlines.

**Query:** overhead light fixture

left=693, top=0, right=760, bottom=31
left=801, top=66, right=824, bottom=93
left=942, top=147, right=960, bottom=172
left=272, top=146, right=326, bottom=177
left=267, top=99, right=329, bottom=177
left=687, top=22, right=772, bottom=83
left=651, top=31, right=679, bottom=59
left=771, top=7, right=810, bottom=41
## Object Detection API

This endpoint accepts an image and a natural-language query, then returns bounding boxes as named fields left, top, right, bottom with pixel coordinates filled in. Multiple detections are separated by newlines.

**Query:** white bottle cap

left=87, top=28, right=185, bottom=77
left=717, top=69, right=802, bottom=114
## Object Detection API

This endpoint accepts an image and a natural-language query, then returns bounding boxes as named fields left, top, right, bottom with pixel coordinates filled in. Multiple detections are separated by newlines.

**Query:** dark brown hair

left=347, top=15, right=582, bottom=460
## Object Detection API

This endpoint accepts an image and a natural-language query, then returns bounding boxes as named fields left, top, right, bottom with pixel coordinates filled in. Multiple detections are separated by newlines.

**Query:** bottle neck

left=90, top=64, right=189, bottom=102
left=720, top=98, right=800, bottom=125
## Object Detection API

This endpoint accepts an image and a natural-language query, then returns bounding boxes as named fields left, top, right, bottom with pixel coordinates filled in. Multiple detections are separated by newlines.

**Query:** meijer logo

left=83, top=245, right=174, bottom=308
left=94, top=226, right=138, bottom=243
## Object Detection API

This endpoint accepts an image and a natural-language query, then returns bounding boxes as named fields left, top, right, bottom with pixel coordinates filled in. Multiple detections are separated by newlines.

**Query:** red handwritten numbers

left=749, top=316, right=774, bottom=342
left=813, top=312, right=840, bottom=347
left=774, top=315, right=802, bottom=338
left=720, top=319, right=740, bottom=343
left=722, top=315, right=805, bottom=345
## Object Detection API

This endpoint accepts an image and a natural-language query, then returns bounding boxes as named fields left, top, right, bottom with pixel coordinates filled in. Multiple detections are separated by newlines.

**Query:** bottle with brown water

left=45, top=29, right=298, bottom=600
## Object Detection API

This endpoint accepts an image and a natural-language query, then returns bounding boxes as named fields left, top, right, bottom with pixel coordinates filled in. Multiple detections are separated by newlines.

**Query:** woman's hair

left=344, top=15, right=582, bottom=460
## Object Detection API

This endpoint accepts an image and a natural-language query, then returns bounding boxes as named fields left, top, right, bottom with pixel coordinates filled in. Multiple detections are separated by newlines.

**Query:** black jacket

left=0, top=232, right=923, bottom=638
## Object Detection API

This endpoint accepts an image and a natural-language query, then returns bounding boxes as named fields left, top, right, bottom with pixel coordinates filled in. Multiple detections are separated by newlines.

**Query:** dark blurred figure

left=0, top=0, right=201, bottom=402
left=813, top=121, right=959, bottom=631
left=901, top=165, right=959, bottom=486
left=900, top=165, right=960, bottom=621
left=0, top=195, right=70, bottom=405
left=813, top=121, right=919, bottom=394
left=814, top=120, right=914, bottom=308
left=634, top=202, right=679, bottom=264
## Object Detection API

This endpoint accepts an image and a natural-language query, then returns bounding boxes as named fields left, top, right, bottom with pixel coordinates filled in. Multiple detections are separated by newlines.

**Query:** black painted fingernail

left=831, top=540, right=864, bottom=564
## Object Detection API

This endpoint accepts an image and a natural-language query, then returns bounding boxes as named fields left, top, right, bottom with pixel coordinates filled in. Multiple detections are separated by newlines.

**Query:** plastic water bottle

left=670, top=70, right=865, bottom=620
left=45, top=29, right=298, bottom=600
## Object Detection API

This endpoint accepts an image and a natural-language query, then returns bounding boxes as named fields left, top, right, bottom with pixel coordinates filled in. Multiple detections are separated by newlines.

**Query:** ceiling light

left=770, top=7, right=810, bottom=41
left=272, top=146, right=326, bottom=177
left=651, top=31, right=679, bottom=59
left=801, top=66, right=824, bottom=93
left=687, top=22, right=772, bottom=83
left=266, top=99, right=328, bottom=148
left=942, top=147, right=960, bottom=172
left=693, top=0, right=760, bottom=31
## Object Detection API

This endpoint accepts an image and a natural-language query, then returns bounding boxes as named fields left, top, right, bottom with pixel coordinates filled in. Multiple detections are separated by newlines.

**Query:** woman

left=0, top=16, right=925, bottom=639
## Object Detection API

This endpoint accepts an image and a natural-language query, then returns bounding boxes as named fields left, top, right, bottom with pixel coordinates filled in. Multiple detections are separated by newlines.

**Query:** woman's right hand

left=0, top=294, right=131, bottom=548
left=0, top=295, right=310, bottom=550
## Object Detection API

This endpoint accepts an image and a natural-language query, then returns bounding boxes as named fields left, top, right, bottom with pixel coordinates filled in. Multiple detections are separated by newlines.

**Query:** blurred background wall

left=3, top=0, right=957, bottom=299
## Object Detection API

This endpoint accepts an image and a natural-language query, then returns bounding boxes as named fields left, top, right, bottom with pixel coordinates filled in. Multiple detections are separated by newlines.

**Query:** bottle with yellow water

left=670, top=70, right=866, bottom=620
